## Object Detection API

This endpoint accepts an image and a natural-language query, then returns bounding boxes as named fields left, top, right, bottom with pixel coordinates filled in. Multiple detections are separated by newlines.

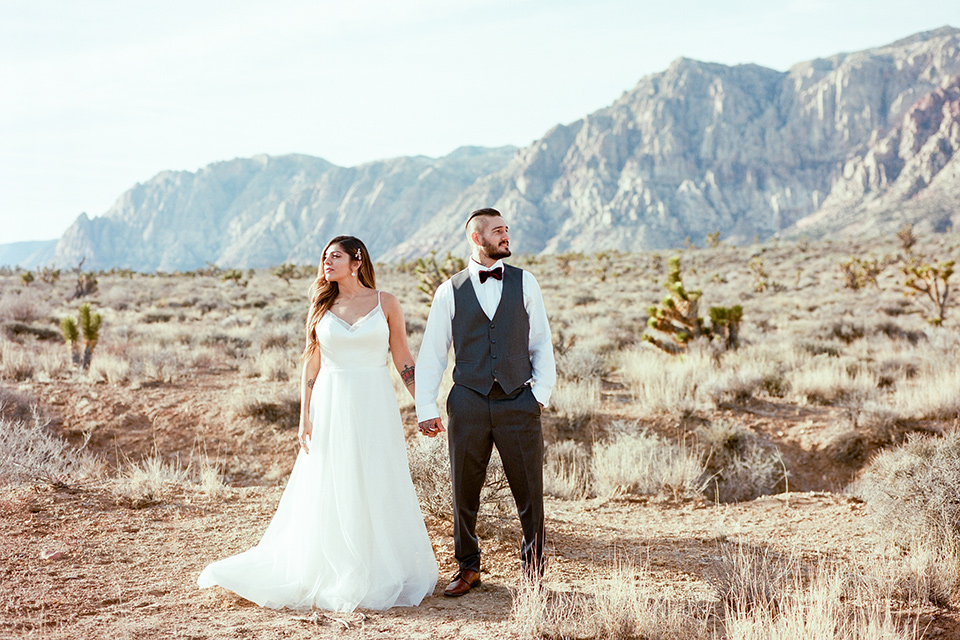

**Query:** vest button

left=491, top=354, right=497, bottom=359
left=490, top=323, right=495, bottom=329
left=491, top=339, right=496, bottom=344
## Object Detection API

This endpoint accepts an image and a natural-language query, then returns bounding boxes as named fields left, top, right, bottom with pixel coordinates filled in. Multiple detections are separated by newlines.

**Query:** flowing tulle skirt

left=198, top=365, right=438, bottom=611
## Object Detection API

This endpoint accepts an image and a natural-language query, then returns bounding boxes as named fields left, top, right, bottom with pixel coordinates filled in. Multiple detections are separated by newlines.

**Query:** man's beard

left=481, top=238, right=511, bottom=260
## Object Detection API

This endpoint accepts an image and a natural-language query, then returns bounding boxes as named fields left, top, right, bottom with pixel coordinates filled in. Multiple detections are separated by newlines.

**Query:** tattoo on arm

left=307, top=377, right=316, bottom=389
left=401, top=364, right=415, bottom=387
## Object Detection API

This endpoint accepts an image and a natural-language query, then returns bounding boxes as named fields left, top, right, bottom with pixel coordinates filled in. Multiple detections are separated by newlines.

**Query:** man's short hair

left=465, top=207, right=502, bottom=230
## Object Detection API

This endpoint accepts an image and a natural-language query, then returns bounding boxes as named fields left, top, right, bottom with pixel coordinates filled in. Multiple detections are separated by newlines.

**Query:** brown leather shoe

left=443, top=568, right=481, bottom=597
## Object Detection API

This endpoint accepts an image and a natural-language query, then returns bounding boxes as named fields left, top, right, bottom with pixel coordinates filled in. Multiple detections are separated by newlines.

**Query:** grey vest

left=451, top=264, right=532, bottom=396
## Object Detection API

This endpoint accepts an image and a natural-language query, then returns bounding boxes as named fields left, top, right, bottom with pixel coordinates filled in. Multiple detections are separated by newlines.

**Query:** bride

left=198, top=236, right=438, bottom=611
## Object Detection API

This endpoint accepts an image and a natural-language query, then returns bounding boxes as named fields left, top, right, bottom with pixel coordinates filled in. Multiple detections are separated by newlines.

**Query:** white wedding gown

left=198, top=296, right=438, bottom=611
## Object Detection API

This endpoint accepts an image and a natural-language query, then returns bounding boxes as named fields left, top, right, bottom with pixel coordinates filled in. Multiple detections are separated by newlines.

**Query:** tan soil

left=3, top=372, right=959, bottom=639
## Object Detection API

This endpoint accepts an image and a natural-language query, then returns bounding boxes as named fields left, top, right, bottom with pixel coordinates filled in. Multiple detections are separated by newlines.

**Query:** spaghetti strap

left=377, top=290, right=382, bottom=306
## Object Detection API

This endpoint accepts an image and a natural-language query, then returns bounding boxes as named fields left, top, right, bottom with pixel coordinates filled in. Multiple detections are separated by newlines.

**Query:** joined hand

left=417, top=418, right=445, bottom=438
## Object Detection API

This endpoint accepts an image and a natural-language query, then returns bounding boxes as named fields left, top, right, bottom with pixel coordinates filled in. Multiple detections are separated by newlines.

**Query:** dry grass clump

left=592, top=426, right=705, bottom=500
left=111, top=456, right=226, bottom=507
left=0, top=339, right=36, bottom=381
left=785, top=355, right=879, bottom=406
left=618, top=345, right=715, bottom=416
left=544, top=440, right=591, bottom=500
left=512, top=561, right=709, bottom=640
left=721, top=564, right=918, bottom=640
left=555, top=345, right=609, bottom=383
left=711, top=543, right=920, bottom=639
left=515, top=545, right=919, bottom=640
left=549, top=379, right=602, bottom=431
left=697, top=420, right=785, bottom=503
left=231, top=389, right=300, bottom=428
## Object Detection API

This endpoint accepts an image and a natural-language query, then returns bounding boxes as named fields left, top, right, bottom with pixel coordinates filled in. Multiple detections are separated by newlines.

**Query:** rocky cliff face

left=384, top=26, right=960, bottom=259
left=53, top=147, right=516, bottom=271
left=51, top=27, right=960, bottom=270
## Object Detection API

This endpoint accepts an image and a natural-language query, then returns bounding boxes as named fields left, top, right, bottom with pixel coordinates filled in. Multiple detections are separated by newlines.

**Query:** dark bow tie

left=479, top=266, right=503, bottom=283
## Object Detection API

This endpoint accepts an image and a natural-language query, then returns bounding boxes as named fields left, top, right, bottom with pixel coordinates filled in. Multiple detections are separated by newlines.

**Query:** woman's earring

left=352, top=271, right=356, bottom=277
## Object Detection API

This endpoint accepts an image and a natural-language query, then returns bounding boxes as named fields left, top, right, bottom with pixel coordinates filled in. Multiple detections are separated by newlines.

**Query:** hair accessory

left=355, top=248, right=362, bottom=260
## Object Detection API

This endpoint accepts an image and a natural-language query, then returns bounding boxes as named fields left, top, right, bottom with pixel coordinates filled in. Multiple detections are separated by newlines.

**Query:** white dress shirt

left=415, top=258, right=556, bottom=422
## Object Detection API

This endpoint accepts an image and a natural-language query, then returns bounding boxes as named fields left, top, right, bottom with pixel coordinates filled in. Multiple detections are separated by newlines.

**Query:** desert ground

left=1, top=231, right=959, bottom=639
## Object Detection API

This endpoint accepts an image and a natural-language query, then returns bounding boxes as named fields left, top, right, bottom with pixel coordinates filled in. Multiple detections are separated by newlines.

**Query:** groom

left=416, top=207, right=556, bottom=597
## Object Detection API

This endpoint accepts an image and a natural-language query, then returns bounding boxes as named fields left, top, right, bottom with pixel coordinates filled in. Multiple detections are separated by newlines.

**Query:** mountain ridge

left=9, top=26, right=957, bottom=271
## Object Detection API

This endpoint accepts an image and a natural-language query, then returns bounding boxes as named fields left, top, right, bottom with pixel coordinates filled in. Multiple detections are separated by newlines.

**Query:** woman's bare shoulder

left=378, top=290, right=403, bottom=312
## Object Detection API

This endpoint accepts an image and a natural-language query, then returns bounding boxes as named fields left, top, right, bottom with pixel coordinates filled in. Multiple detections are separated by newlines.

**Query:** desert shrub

left=817, top=318, right=865, bottom=344
left=406, top=436, right=510, bottom=521
left=242, top=347, right=294, bottom=381
left=888, top=365, right=960, bottom=420
left=198, top=330, right=252, bottom=358
left=548, top=378, right=602, bottom=431
left=258, top=331, right=293, bottom=352
left=850, top=431, right=960, bottom=560
left=872, top=320, right=925, bottom=345
left=543, top=440, right=591, bottom=500
left=592, top=428, right=704, bottom=500
left=2, top=321, right=60, bottom=342
left=0, top=386, right=36, bottom=422
left=708, top=542, right=791, bottom=611
left=618, top=345, right=715, bottom=416
left=233, top=390, right=300, bottom=428
left=87, top=353, right=133, bottom=384
left=838, top=256, right=888, bottom=289
left=0, top=291, right=45, bottom=323
left=0, top=412, right=100, bottom=486
left=822, top=403, right=899, bottom=465
left=696, top=420, right=785, bottom=502
left=112, top=456, right=191, bottom=507
left=512, top=560, right=708, bottom=640
left=786, top=355, right=878, bottom=406
left=719, top=555, right=919, bottom=639
left=111, top=456, right=225, bottom=506
left=555, top=346, right=608, bottom=382
left=0, top=341, right=35, bottom=381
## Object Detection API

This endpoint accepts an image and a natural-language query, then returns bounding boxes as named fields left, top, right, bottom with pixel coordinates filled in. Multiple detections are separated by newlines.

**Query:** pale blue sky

left=2, top=0, right=958, bottom=243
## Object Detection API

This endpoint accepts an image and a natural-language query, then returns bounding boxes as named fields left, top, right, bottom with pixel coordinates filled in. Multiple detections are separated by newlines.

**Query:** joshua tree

left=643, top=256, right=744, bottom=353
left=222, top=269, right=246, bottom=287
left=61, top=303, right=102, bottom=370
left=903, top=256, right=954, bottom=326
left=839, top=256, right=889, bottom=290
left=78, top=304, right=102, bottom=370
left=272, top=263, right=297, bottom=284
left=20, top=271, right=34, bottom=286
left=709, top=305, right=744, bottom=350
left=39, top=266, right=61, bottom=284
left=897, top=223, right=917, bottom=254
left=60, top=316, right=81, bottom=368
left=416, top=252, right=465, bottom=305
left=644, top=256, right=706, bottom=352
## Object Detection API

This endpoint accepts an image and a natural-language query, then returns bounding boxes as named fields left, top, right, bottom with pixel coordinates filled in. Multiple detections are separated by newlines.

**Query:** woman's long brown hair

left=302, top=236, right=376, bottom=361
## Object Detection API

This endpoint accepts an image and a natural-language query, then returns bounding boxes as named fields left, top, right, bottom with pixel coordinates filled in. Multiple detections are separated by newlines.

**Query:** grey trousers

left=446, top=381, right=545, bottom=575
